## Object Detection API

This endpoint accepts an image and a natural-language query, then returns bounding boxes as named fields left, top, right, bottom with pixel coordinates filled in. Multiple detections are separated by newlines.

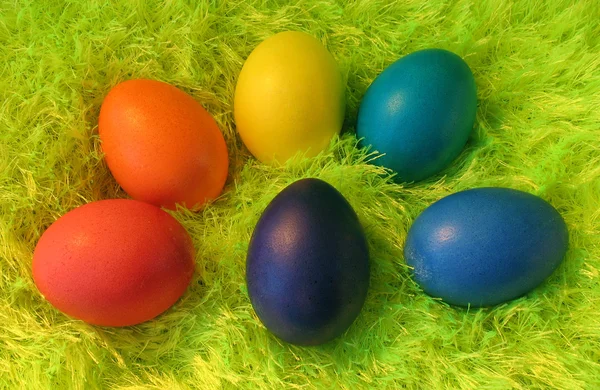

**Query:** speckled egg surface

left=99, top=79, right=229, bottom=210
left=234, top=31, right=345, bottom=164
left=357, top=48, right=477, bottom=182
left=246, top=178, right=369, bottom=345
left=32, top=199, right=195, bottom=326
left=404, top=187, right=569, bottom=307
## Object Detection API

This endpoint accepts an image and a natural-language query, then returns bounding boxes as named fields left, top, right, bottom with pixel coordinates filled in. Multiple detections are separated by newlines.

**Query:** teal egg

left=357, top=49, right=477, bottom=182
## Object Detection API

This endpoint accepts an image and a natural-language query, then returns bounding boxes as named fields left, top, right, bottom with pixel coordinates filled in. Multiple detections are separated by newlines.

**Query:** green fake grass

left=1, top=0, right=600, bottom=388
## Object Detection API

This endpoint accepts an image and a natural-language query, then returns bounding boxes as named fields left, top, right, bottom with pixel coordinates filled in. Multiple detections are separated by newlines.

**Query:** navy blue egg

left=246, top=178, right=369, bottom=345
left=356, top=48, right=477, bottom=182
left=404, top=188, right=568, bottom=307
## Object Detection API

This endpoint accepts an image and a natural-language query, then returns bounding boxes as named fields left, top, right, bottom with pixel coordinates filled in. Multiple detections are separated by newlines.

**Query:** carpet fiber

left=1, top=1, right=599, bottom=389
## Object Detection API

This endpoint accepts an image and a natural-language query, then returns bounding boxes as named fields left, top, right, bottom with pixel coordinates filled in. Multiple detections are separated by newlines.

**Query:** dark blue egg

left=404, top=188, right=568, bottom=307
left=246, top=178, right=369, bottom=345
left=357, top=48, right=477, bottom=182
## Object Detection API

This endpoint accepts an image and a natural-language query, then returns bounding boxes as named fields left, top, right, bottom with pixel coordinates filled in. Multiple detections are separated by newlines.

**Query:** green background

left=1, top=1, right=599, bottom=388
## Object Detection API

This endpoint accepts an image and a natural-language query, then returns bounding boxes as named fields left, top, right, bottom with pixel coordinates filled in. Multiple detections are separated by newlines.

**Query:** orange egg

left=32, top=199, right=195, bottom=327
left=99, top=79, right=228, bottom=210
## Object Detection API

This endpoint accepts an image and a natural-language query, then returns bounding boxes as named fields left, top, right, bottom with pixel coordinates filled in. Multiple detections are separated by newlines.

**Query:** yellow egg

left=234, top=31, right=345, bottom=163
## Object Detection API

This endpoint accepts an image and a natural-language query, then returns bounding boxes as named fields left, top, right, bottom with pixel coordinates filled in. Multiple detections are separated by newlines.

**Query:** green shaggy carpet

left=1, top=0, right=599, bottom=389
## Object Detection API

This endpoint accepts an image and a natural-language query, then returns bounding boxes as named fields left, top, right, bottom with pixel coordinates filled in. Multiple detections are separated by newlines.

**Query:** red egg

left=99, top=79, right=229, bottom=210
left=32, top=199, right=195, bottom=327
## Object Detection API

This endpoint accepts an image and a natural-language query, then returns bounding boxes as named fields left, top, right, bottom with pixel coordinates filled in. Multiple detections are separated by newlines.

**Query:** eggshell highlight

left=246, top=178, right=369, bottom=345
left=404, top=188, right=569, bottom=307
left=99, top=79, right=229, bottom=210
left=32, top=199, right=195, bottom=326
left=234, top=31, right=345, bottom=163
left=357, top=48, right=477, bottom=182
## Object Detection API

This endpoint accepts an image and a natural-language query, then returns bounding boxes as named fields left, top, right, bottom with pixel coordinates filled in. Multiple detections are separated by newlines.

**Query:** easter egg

left=99, top=79, right=229, bottom=210
left=404, top=188, right=569, bottom=307
left=32, top=199, right=195, bottom=326
left=246, top=178, right=369, bottom=345
left=234, top=31, right=345, bottom=163
left=357, top=48, right=477, bottom=182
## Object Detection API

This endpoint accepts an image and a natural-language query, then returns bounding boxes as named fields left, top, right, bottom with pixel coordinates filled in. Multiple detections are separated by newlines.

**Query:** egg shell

left=234, top=31, right=345, bottom=163
left=246, top=178, right=369, bottom=345
left=99, top=79, right=229, bottom=210
left=404, top=188, right=569, bottom=307
left=357, top=48, right=477, bottom=182
left=32, top=199, right=195, bottom=326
